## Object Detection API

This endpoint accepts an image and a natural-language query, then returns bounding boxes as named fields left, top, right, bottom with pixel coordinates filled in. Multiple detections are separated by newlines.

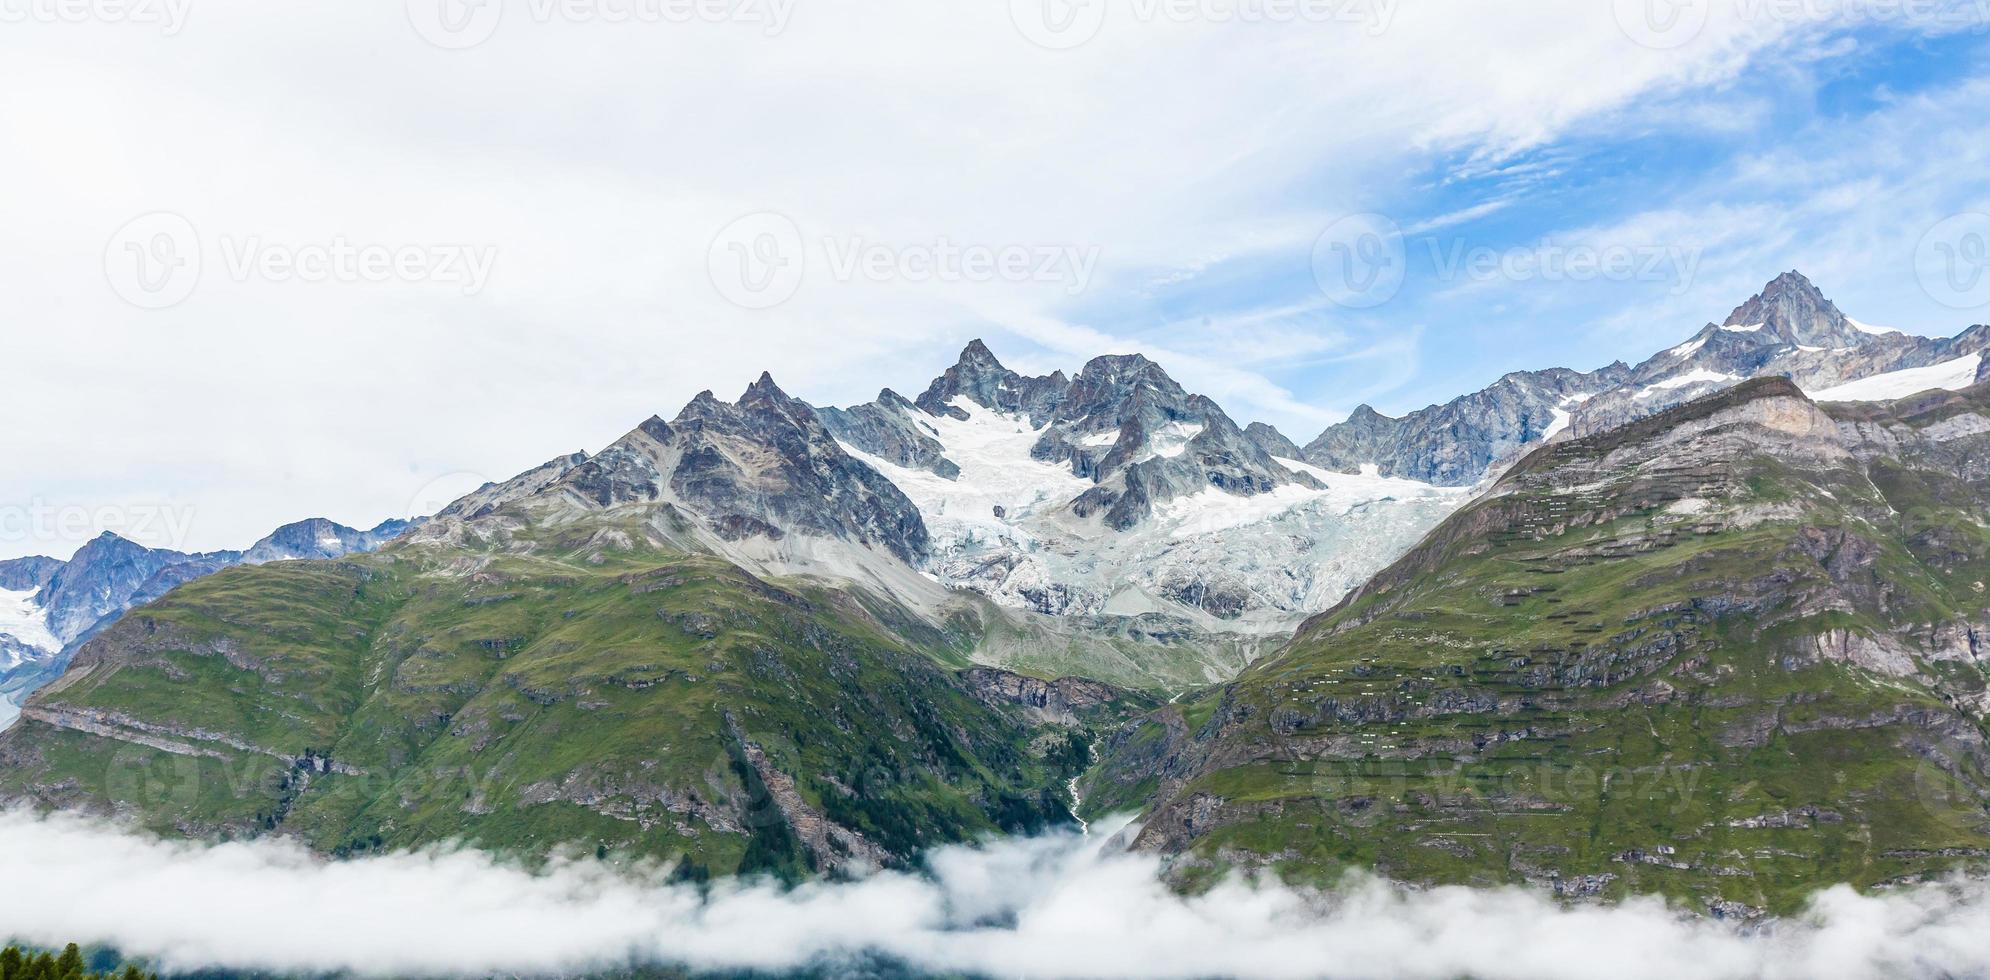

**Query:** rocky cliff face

left=1094, top=378, right=1990, bottom=913
left=1301, top=365, right=1629, bottom=486
left=438, top=374, right=933, bottom=566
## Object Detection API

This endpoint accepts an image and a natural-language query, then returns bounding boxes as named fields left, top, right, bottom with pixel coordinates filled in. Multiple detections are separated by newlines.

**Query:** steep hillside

left=0, top=534, right=1114, bottom=876
left=1090, top=378, right=1990, bottom=914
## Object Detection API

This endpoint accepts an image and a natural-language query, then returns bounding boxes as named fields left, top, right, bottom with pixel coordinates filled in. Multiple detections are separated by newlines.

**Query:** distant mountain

left=1569, top=271, right=1990, bottom=437
left=1299, top=271, right=1990, bottom=486
left=241, top=517, right=416, bottom=565
left=0, top=517, right=419, bottom=719
left=0, top=556, right=62, bottom=593
left=1301, top=365, right=1630, bottom=485
left=33, top=533, right=239, bottom=646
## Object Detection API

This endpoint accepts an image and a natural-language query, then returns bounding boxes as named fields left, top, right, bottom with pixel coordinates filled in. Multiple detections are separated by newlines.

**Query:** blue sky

left=1052, top=20, right=1990, bottom=429
left=4, top=1, right=1990, bottom=558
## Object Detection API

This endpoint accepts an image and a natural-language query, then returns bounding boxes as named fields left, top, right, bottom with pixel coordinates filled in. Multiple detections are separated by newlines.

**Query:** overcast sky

left=3, top=0, right=1989, bottom=559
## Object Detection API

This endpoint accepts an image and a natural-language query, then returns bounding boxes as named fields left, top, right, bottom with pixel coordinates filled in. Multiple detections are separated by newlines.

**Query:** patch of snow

left=1849, top=318, right=1902, bottom=337
left=1807, top=353, right=1983, bottom=403
left=841, top=398, right=1095, bottom=556
left=1667, top=336, right=1708, bottom=359
left=1721, top=322, right=1765, bottom=333
left=1539, top=391, right=1596, bottom=441
left=843, top=396, right=1477, bottom=630
left=0, top=588, right=59, bottom=664
left=1796, top=345, right=1826, bottom=353
left=1141, top=422, right=1204, bottom=461
left=1634, top=368, right=1740, bottom=400
left=1158, top=484, right=1321, bottom=538
left=1077, top=430, right=1119, bottom=448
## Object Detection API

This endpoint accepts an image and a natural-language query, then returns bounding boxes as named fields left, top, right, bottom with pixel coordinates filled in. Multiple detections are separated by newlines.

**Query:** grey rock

left=435, top=452, right=590, bottom=521
left=1303, top=365, right=1630, bottom=486
left=815, top=389, right=960, bottom=479
left=913, top=338, right=1069, bottom=426
left=547, top=373, right=933, bottom=563
left=0, top=556, right=62, bottom=593
left=1243, top=421, right=1302, bottom=459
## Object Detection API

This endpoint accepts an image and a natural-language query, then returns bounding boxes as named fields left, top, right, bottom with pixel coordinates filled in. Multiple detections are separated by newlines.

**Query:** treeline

left=0, top=944, right=152, bottom=980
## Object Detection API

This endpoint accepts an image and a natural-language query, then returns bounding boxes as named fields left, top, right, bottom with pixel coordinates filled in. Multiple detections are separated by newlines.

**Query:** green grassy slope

left=0, top=542, right=1107, bottom=878
left=1090, top=379, right=1990, bottom=913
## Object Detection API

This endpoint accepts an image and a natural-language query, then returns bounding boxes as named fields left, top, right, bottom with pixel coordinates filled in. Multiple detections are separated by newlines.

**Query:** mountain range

left=0, top=518, right=414, bottom=723
left=3, top=271, right=1989, bottom=913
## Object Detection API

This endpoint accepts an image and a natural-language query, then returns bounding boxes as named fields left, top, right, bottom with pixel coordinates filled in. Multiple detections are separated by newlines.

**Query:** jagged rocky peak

left=1243, top=421, right=1301, bottom=459
left=913, top=339, right=1069, bottom=424
left=1721, top=270, right=1864, bottom=349
left=34, top=533, right=217, bottom=644
left=505, top=374, right=931, bottom=564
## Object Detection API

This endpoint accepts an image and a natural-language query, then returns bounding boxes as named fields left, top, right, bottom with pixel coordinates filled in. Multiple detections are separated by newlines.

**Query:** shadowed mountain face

left=519, top=373, right=931, bottom=564
left=1090, top=378, right=1990, bottom=915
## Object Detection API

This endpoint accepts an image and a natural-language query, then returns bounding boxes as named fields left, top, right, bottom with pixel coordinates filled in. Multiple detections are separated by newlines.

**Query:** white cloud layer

left=4, top=810, right=1990, bottom=979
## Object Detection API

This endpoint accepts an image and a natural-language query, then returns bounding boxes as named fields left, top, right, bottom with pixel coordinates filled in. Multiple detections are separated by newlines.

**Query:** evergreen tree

left=53, top=945, right=81, bottom=980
